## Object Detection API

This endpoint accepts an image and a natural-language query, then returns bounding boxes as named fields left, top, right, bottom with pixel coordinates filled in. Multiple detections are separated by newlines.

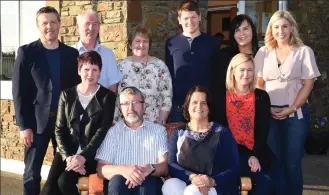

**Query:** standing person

left=12, top=6, right=80, bottom=195
left=254, top=10, right=321, bottom=195
left=166, top=0, right=224, bottom=123
left=212, top=14, right=259, bottom=124
left=162, top=86, right=240, bottom=195
left=72, top=9, right=121, bottom=93
left=41, top=51, right=116, bottom=195
left=226, top=53, right=273, bottom=195
left=113, top=25, right=172, bottom=124
left=96, top=87, right=168, bottom=195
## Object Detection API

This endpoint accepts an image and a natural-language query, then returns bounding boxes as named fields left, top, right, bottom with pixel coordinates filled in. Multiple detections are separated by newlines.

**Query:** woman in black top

left=41, top=51, right=116, bottom=195
left=211, top=14, right=259, bottom=124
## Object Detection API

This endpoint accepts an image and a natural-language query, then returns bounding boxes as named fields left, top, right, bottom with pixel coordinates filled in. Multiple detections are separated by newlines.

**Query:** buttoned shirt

left=71, top=41, right=122, bottom=88
left=95, top=120, right=168, bottom=166
left=254, top=45, right=320, bottom=119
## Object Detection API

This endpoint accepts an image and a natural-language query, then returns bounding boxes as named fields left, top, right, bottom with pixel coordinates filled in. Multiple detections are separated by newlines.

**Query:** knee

left=184, top=184, right=200, bottom=195
left=162, top=178, right=184, bottom=195
left=108, top=175, right=127, bottom=192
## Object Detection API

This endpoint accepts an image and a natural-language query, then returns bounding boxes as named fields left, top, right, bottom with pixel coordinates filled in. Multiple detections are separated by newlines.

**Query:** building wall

left=290, top=0, right=329, bottom=117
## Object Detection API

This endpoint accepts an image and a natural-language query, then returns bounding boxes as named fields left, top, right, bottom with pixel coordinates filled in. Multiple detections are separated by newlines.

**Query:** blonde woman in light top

left=254, top=10, right=320, bottom=195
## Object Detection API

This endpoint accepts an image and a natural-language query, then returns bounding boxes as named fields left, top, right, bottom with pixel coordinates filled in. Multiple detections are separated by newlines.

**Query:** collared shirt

left=71, top=40, right=122, bottom=88
left=95, top=120, right=168, bottom=166
left=254, top=46, right=321, bottom=119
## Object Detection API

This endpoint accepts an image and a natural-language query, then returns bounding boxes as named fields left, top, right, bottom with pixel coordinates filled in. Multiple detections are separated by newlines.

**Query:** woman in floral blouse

left=113, top=25, right=173, bottom=124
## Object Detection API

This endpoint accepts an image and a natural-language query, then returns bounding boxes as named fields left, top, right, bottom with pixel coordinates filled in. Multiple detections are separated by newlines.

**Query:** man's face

left=119, top=94, right=145, bottom=125
left=36, top=13, right=60, bottom=42
left=77, top=13, right=100, bottom=44
left=178, top=11, right=201, bottom=34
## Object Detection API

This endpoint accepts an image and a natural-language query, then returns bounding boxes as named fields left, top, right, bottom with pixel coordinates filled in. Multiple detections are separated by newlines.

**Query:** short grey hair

left=76, top=9, right=100, bottom=26
left=119, top=87, right=145, bottom=102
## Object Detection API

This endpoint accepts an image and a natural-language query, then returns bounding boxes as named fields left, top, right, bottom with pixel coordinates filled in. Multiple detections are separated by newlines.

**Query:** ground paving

left=1, top=153, right=329, bottom=195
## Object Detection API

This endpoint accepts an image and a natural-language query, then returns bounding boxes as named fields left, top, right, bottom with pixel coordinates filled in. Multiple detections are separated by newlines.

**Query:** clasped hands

left=271, top=106, right=295, bottom=120
left=122, top=164, right=153, bottom=189
left=65, top=154, right=86, bottom=175
left=190, top=174, right=215, bottom=195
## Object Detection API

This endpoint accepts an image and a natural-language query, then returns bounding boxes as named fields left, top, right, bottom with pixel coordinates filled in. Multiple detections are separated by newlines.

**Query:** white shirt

left=95, top=120, right=168, bottom=166
left=71, top=41, right=122, bottom=88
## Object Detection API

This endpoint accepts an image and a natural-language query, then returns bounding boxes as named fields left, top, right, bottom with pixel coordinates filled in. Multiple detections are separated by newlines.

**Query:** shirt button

left=191, top=52, right=194, bottom=55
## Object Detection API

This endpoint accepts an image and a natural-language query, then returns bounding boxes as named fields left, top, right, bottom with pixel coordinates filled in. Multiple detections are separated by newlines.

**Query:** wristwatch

left=148, top=164, right=156, bottom=175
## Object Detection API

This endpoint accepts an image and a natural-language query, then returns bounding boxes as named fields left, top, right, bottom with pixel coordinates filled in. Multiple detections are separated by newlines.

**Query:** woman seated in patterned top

left=162, top=85, right=240, bottom=195
left=225, top=53, right=273, bottom=195
left=113, top=24, right=173, bottom=124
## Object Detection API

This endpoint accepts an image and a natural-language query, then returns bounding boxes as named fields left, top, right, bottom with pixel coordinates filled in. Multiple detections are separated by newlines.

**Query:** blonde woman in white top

left=254, top=10, right=320, bottom=195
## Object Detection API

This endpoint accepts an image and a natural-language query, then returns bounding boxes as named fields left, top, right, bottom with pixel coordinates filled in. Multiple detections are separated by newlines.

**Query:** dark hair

left=178, top=0, right=200, bottom=17
left=229, top=14, right=259, bottom=55
left=128, top=25, right=152, bottom=51
left=77, top=51, right=102, bottom=71
left=183, top=85, right=212, bottom=121
left=36, top=6, right=60, bottom=23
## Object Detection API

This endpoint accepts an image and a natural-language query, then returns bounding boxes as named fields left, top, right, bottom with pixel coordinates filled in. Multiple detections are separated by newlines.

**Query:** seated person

left=225, top=53, right=273, bottom=195
left=41, top=51, right=116, bottom=195
left=95, top=86, right=168, bottom=195
left=162, top=85, right=240, bottom=195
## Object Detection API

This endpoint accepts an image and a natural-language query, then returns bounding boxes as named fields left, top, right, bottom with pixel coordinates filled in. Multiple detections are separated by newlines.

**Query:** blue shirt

left=165, top=33, right=220, bottom=105
left=45, top=47, right=61, bottom=112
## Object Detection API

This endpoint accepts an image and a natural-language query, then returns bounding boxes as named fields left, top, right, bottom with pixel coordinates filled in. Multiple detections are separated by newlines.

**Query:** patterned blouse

left=113, top=56, right=173, bottom=123
left=226, top=90, right=255, bottom=150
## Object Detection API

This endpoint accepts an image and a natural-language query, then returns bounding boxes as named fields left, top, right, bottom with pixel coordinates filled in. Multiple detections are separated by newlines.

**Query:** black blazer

left=12, top=39, right=80, bottom=134
left=227, top=89, right=272, bottom=169
left=55, top=86, right=116, bottom=161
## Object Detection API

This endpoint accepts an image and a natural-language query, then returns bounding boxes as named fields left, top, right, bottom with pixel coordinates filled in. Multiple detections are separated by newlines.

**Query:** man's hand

left=248, top=156, right=261, bottom=172
left=20, top=129, right=33, bottom=147
left=123, top=165, right=145, bottom=189
left=140, top=164, right=153, bottom=177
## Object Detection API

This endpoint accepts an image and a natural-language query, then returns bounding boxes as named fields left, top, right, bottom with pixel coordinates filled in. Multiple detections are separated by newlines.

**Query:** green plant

left=310, top=116, right=329, bottom=132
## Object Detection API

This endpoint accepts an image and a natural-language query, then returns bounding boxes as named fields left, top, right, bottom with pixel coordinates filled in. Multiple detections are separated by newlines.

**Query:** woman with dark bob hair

left=41, top=51, right=116, bottom=195
left=162, top=86, right=240, bottom=195
left=211, top=14, right=259, bottom=124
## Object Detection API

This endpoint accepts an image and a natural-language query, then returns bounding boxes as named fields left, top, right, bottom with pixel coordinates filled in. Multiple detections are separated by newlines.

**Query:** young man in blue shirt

left=165, top=0, right=226, bottom=123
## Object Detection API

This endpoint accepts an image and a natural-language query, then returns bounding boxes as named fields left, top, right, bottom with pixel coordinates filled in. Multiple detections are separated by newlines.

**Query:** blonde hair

left=265, top=10, right=304, bottom=51
left=226, top=53, right=256, bottom=93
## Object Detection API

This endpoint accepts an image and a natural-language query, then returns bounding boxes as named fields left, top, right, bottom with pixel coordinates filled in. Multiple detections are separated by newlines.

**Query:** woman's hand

left=248, top=156, right=261, bottom=172
left=274, top=107, right=295, bottom=119
left=65, top=154, right=86, bottom=172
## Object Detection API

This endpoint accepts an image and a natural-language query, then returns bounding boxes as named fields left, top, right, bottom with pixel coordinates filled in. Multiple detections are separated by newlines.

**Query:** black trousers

left=23, top=116, right=57, bottom=195
left=107, top=175, right=163, bottom=195
left=41, top=152, right=97, bottom=195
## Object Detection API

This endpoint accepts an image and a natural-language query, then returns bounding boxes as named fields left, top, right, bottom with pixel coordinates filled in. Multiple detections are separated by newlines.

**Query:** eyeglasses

left=120, top=100, right=144, bottom=107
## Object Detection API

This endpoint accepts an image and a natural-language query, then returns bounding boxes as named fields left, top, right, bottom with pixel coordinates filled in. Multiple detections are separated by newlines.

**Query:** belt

left=49, top=112, right=57, bottom=117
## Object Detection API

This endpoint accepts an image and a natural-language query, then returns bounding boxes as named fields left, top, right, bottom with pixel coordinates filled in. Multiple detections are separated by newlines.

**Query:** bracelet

left=292, top=105, right=297, bottom=112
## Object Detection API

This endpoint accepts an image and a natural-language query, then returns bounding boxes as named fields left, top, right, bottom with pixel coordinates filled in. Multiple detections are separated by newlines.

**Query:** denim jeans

left=23, top=116, right=57, bottom=195
left=107, top=175, right=163, bottom=195
left=268, top=103, right=310, bottom=195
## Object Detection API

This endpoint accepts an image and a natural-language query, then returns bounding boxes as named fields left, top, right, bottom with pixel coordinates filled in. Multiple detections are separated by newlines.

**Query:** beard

left=125, top=113, right=142, bottom=125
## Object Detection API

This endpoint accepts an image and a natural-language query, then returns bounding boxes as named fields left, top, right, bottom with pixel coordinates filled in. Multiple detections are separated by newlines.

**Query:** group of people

left=12, top=0, right=320, bottom=195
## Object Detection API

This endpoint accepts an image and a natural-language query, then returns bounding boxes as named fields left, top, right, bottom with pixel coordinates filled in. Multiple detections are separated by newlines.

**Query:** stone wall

left=290, top=0, right=329, bottom=117
left=0, top=100, right=54, bottom=165
left=57, top=0, right=129, bottom=60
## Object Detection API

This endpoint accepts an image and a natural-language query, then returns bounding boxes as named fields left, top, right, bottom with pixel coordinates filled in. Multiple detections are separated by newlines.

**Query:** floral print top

left=226, top=90, right=255, bottom=150
left=113, top=56, right=173, bottom=123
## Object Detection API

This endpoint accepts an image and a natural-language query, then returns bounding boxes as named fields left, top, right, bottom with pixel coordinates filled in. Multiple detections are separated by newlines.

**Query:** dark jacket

left=227, top=89, right=272, bottom=169
left=12, top=39, right=80, bottom=134
left=55, top=86, right=116, bottom=161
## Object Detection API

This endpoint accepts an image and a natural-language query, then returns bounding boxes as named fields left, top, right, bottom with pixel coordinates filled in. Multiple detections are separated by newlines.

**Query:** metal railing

left=1, top=56, right=15, bottom=80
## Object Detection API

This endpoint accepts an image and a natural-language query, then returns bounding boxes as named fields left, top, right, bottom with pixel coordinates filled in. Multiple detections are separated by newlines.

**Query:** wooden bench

left=77, top=122, right=252, bottom=195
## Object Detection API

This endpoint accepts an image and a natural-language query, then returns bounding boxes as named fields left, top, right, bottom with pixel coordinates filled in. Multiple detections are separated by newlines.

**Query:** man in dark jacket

left=12, top=6, right=80, bottom=195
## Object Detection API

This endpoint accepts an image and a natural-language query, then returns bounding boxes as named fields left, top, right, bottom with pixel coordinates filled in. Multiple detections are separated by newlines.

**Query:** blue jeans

left=239, top=154, right=273, bottom=195
left=23, top=116, right=57, bottom=195
left=107, top=175, right=163, bottom=195
left=268, top=103, right=310, bottom=195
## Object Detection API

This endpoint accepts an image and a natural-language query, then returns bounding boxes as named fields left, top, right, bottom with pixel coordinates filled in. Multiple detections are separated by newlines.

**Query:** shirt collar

left=120, top=120, right=147, bottom=131
left=76, top=40, right=101, bottom=52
